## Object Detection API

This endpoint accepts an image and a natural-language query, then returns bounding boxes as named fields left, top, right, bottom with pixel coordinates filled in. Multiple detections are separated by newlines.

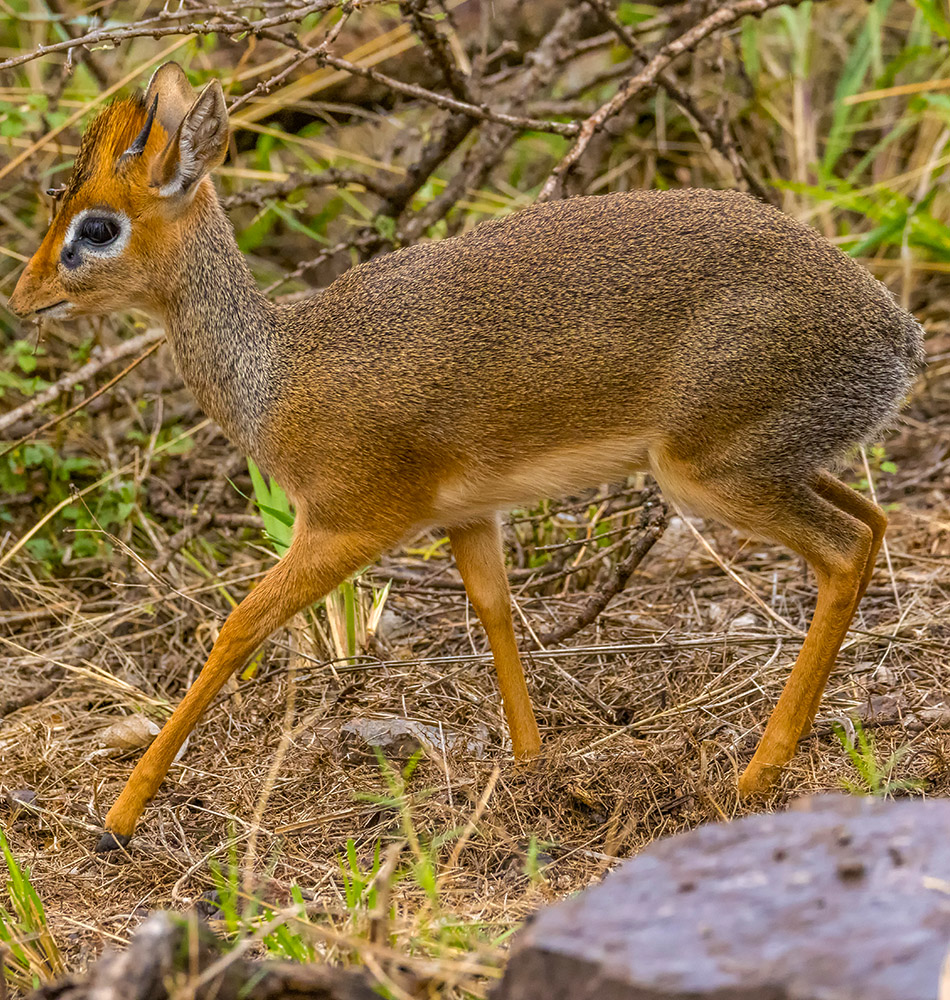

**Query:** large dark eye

left=78, top=217, right=120, bottom=246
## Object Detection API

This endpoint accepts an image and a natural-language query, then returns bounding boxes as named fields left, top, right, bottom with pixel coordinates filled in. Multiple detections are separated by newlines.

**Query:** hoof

left=95, top=831, right=131, bottom=853
left=737, top=761, right=782, bottom=799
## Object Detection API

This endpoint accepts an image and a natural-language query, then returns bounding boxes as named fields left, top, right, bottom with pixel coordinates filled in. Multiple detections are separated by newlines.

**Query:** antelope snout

left=8, top=262, right=68, bottom=318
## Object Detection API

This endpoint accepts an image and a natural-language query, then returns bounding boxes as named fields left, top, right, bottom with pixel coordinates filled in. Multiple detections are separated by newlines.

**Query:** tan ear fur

left=145, top=62, right=195, bottom=138
left=151, top=80, right=229, bottom=199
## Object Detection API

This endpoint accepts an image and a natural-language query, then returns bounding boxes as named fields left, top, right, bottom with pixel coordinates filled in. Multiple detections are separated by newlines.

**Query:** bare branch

left=308, top=49, right=578, bottom=135
left=0, top=2, right=353, bottom=73
left=221, top=169, right=391, bottom=210
left=533, top=492, right=669, bottom=648
left=583, top=0, right=775, bottom=204
left=397, top=5, right=588, bottom=242
left=538, top=0, right=830, bottom=201
left=401, top=0, right=474, bottom=102
left=0, top=329, right=165, bottom=439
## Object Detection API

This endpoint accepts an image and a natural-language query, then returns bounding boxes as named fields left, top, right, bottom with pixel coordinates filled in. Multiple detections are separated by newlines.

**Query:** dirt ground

left=2, top=328, right=950, bottom=994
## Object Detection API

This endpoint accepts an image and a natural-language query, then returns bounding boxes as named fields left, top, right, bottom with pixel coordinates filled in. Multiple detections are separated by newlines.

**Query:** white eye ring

left=63, top=208, right=131, bottom=259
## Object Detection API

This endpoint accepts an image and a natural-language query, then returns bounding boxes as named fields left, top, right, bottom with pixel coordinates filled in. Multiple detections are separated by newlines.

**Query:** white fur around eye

left=63, top=208, right=131, bottom=259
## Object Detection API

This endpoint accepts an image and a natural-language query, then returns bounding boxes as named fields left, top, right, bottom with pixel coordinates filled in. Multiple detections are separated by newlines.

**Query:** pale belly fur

left=432, top=435, right=658, bottom=526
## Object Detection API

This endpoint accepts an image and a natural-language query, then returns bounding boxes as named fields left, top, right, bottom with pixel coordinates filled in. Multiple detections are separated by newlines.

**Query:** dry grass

left=2, top=340, right=949, bottom=993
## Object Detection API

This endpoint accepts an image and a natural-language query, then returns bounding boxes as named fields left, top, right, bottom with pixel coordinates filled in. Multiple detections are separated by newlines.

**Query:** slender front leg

left=97, top=527, right=385, bottom=850
left=449, top=517, right=541, bottom=759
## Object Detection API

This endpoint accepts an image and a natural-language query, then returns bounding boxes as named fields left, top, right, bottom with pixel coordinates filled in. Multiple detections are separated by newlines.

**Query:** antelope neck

left=159, top=197, right=279, bottom=458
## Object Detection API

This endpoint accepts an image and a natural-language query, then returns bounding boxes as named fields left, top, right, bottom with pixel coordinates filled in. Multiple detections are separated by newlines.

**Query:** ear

left=151, top=81, right=229, bottom=200
left=145, top=62, right=196, bottom=137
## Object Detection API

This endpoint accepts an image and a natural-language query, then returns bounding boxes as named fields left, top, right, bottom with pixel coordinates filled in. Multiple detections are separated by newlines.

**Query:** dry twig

left=538, top=0, right=830, bottom=200
left=0, top=329, right=165, bottom=438
left=534, top=491, right=669, bottom=647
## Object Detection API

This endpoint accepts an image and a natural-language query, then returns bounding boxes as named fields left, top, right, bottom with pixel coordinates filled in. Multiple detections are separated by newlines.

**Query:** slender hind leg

left=735, top=477, right=875, bottom=796
left=98, top=525, right=391, bottom=850
left=449, top=516, right=541, bottom=759
left=798, top=473, right=887, bottom=735
left=652, top=455, right=874, bottom=796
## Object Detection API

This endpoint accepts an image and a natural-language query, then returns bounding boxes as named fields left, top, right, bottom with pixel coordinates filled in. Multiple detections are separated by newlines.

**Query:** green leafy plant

left=338, top=837, right=384, bottom=914
left=202, top=754, right=509, bottom=996
left=0, top=93, right=67, bottom=139
left=0, top=442, right=138, bottom=566
left=0, top=340, right=50, bottom=400
left=358, top=751, right=449, bottom=913
left=864, top=443, right=898, bottom=477
left=208, top=839, right=315, bottom=963
left=769, top=0, right=950, bottom=267
left=0, top=830, right=63, bottom=991
left=832, top=719, right=923, bottom=797
left=247, top=458, right=295, bottom=554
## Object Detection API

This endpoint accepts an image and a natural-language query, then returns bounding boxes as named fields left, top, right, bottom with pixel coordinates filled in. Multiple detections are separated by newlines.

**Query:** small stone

left=917, top=705, right=950, bottom=727
left=518, top=842, right=556, bottom=875
left=856, top=693, right=905, bottom=724
left=871, top=664, right=899, bottom=687
left=339, top=717, right=486, bottom=763
left=6, top=788, right=36, bottom=807
left=627, top=612, right=668, bottom=631
left=195, top=889, right=224, bottom=921
left=729, top=612, right=759, bottom=631
left=340, top=718, right=422, bottom=762
left=375, top=609, right=412, bottom=641
left=99, top=715, right=160, bottom=750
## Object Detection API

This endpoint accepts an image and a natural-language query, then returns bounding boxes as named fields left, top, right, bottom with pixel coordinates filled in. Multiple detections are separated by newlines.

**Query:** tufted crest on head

left=64, top=94, right=167, bottom=200
left=62, top=62, right=227, bottom=202
left=9, top=62, right=230, bottom=321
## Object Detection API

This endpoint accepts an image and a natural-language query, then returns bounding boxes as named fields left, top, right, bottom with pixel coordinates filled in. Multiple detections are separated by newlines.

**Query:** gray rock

left=496, top=796, right=950, bottom=1000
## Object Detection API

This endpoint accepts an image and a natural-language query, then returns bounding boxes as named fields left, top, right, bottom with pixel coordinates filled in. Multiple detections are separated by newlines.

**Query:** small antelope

left=10, top=64, right=923, bottom=851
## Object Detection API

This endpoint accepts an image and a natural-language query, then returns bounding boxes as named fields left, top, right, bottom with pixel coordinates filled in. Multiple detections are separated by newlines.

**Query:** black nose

left=60, top=243, right=80, bottom=269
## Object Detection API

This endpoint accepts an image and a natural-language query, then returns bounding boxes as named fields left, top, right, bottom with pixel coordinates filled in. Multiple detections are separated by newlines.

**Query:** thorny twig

left=220, top=168, right=392, bottom=209
left=0, top=328, right=166, bottom=437
left=0, top=2, right=366, bottom=73
left=583, top=0, right=775, bottom=204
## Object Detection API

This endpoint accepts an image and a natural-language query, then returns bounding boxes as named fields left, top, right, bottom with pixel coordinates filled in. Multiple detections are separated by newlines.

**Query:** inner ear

left=151, top=80, right=229, bottom=199
left=145, top=62, right=195, bottom=138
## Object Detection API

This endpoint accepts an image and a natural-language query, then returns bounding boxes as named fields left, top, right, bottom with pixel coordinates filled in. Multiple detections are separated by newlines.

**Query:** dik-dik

left=10, top=63, right=923, bottom=851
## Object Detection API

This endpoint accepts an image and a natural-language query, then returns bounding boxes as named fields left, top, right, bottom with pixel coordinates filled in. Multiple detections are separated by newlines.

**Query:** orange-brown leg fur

left=449, top=517, right=541, bottom=759
left=735, top=477, right=875, bottom=796
left=98, top=526, right=389, bottom=849
left=797, top=472, right=887, bottom=734
left=652, top=451, right=877, bottom=797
